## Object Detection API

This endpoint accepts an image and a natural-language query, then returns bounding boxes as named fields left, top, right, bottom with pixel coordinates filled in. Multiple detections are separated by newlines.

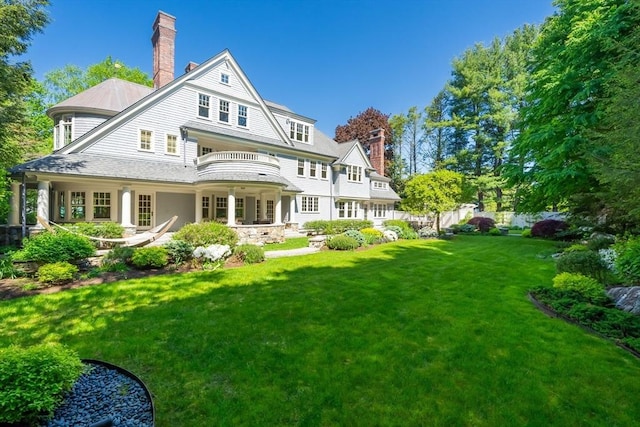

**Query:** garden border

left=527, top=293, right=640, bottom=359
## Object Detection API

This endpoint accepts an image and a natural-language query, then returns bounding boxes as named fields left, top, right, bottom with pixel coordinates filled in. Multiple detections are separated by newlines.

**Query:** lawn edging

left=528, top=292, right=640, bottom=359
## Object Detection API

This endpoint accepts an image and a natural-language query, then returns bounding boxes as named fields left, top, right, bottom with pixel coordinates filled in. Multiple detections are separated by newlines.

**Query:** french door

left=137, top=193, right=153, bottom=229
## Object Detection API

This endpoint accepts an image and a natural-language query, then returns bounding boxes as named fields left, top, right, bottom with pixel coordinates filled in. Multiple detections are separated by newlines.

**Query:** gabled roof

left=333, top=140, right=374, bottom=170
left=47, top=78, right=153, bottom=118
left=57, top=49, right=295, bottom=154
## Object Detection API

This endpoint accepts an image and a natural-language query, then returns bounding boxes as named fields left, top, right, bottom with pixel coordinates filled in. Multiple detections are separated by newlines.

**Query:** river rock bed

left=43, top=361, right=153, bottom=427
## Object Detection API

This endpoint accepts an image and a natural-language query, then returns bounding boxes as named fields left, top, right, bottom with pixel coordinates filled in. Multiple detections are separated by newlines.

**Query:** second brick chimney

left=368, top=128, right=385, bottom=176
left=152, top=11, right=176, bottom=89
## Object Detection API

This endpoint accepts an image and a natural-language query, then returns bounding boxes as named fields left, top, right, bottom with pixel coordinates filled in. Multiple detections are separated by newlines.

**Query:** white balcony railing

left=196, top=151, right=280, bottom=177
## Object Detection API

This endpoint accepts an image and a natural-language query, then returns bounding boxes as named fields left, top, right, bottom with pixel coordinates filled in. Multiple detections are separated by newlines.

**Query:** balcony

left=196, top=151, right=280, bottom=178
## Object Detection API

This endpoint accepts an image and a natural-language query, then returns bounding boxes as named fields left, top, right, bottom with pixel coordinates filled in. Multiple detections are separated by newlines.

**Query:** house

left=7, top=11, right=400, bottom=243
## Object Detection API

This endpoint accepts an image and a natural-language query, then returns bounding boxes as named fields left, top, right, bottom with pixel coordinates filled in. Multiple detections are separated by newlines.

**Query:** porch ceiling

left=197, top=171, right=302, bottom=192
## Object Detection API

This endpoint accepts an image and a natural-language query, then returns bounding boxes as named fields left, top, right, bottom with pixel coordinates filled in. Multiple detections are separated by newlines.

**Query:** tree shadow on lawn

left=4, top=238, right=636, bottom=425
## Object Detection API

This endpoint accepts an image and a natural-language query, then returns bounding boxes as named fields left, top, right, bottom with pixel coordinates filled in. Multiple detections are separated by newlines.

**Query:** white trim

left=164, top=132, right=180, bottom=156
left=137, top=128, right=154, bottom=152
left=197, top=92, right=211, bottom=120
left=218, top=98, right=231, bottom=125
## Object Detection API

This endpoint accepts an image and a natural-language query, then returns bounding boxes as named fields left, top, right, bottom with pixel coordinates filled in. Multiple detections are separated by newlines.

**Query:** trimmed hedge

left=303, top=220, right=373, bottom=235
left=173, top=222, right=238, bottom=248
left=131, top=246, right=169, bottom=269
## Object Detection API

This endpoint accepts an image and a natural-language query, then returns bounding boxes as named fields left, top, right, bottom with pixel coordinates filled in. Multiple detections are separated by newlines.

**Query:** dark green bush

left=173, top=222, right=238, bottom=247
left=131, top=246, right=169, bottom=269
left=587, top=234, right=615, bottom=251
left=15, top=231, right=95, bottom=264
left=556, top=250, right=609, bottom=282
left=234, top=244, right=265, bottom=264
left=458, top=224, right=477, bottom=234
left=0, top=343, right=84, bottom=425
left=164, top=239, right=195, bottom=265
left=615, top=237, right=640, bottom=284
left=102, top=245, right=135, bottom=266
left=304, top=219, right=373, bottom=235
left=488, top=227, right=502, bottom=236
left=72, top=221, right=124, bottom=239
left=37, top=262, right=79, bottom=285
left=327, top=234, right=359, bottom=250
left=344, top=229, right=365, bottom=247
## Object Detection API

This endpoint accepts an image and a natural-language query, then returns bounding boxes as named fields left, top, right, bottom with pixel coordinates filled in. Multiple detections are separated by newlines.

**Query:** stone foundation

left=233, top=224, right=285, bottom=245
left=0, top=226, right=29, bottom=247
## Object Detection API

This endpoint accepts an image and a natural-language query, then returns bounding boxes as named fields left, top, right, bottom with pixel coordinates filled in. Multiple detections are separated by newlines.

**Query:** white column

left=36, top=180, right=50, bottom=228
left=121, top=186, right=133, bottom=227
left=289, top=195, right=296, bottom=224
left=195, top=190, right=202, bottom=223
left=274, top=189, right=282, bottom=225
left=227, top=188, right=236, bottom=226
left=8, top=182, right=20, bottom=226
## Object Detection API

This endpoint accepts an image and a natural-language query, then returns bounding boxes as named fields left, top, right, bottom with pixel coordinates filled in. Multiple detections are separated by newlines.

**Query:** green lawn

left=263, top=236, right=308, bottom=251
left=2, top=236, right=640, bottom=426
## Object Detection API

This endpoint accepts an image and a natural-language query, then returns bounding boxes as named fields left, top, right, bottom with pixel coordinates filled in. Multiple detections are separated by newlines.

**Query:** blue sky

left=25, top=0, right=556, bottom=135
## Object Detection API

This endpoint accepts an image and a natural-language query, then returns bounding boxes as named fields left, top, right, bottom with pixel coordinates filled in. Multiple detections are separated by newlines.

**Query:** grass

left=263, top=236, right=308, bottom=251
left=2, top=236, right=640, bottom=426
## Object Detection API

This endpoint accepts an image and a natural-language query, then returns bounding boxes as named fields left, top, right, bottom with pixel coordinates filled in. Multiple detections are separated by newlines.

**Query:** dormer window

left=198, top=94, right=210, bottom=118
left=373, top=181, right=388, bottom=190
left=221, top=73, right=229, bottom=84
left=347, top=165, right=363, bottom=182
left=289, top=120, right=309, bottom=142
left=53, top=114, right=73, bottom=149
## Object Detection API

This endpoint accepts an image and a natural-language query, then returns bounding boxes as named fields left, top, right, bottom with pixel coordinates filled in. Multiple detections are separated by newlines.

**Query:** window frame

left=237, top=104, right=248, bottom=128
left=220, top=73, right=230, bottom=84
left=138, top=129, right=154, bottom=152
left=338, top=201, right=358, bottom=219
left=347, top=165, right=363, bottom=183
left=309, top=161, right=317, bottom=178
left=297, top=159, right=305, bottom=177
left=219, top=99, right=230, bottom=123
left=165, top=133, right=179, bottom=156
left=301, top=196, right=319, bottom=213
left=202, top=196, right=210, bottom=219
left=289, top=120, right=310, bottom=143
left=198, top=93, right=210, bottom=119
left=215, top=197, right=227, bottom=219
left=92, top=191, right=112, bottom=219
left=320, top=163, right=328, bottom=179
left=70, top=191, right=86, bottom=220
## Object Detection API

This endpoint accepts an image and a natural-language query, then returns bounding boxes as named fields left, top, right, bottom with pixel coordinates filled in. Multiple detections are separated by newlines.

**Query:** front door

left=137, top=193, right=153, bottom=229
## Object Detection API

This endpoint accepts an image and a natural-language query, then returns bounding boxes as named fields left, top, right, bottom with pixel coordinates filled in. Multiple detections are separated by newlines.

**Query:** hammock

left=36, top=216, right=178, bottom=248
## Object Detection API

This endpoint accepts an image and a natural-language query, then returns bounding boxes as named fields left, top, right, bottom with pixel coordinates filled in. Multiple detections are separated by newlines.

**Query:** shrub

left=326, top=234, right=359, bottom=250
left=522, top=228, right=532, bottom=238
left=102, top=245, right=135, bottom=266
left=614, top=237, right=640, bottom=284
left=0, top=343, right=84, bottom=425
left=419, top=227, right=438, bottom=238
left=131, top=246, right=169, bottom=269
left=99, top=261, right=129, bottom=273
left=382, top=220, right=414, bottom=238
left=556, top=250, right=609, bottom=282
left=531, top=219, right=569, bottom=239
left=37, top=262, right=79, bottom=285
left=344, top=229, right=365, bottom=247
left=382, top=229, right=398, bottom=242
left=564, top=244, right=588, bottom=253
left=16, top=231, right=95, bottom=264
left=466, top=217, right=496, bottom=232
left=234, top=244, right=265, bottom=264
left=193, top=244, right=232, bottom=270
left=402, top=229, right=419, bottom=239
left=0, top=254, right=21, bottom=280
left=552, top=272, right=605, bottom=300
left=303, top=220, right=329, bottom=234
left=488, top=227, right=502, bottom=236
left=173, top=222, right=238, bottom=248
left=458, top=224, right=477, bottom=233
left=599, top=248, right=618, bottom=273
left=303, top=220, right=373, bottom=234
left=164, top=239, right=195, bottom=265
left=360, top=227, right=383, bottom=244
left=384, top=225, right=403, bottom=237
left=587, top=234, right=615, bottom=251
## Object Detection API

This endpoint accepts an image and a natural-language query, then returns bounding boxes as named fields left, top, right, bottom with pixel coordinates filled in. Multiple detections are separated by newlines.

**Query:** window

left=54, top=115, right=73, bottom=149
left=321, top=163, right=328, bottom=179
left=199, top=146, right=214, bottom=156
left=219, top=99, right=230, bottom=123
left=301, top=196, right=319, bottom=213
left=70, top=191, right=85, bottom=220
left=309, top=161, right=317, bottom=178
left=215, top=197, right=227, bottom=219
left=58, top=192, right=65, bottom=219
left=93, top=192, right=111, bottom=219
left=198, top=94, right=210, bottom=118
left=202, top=196, right=210, bottom=219
left=373, top=203, right=386, bottom=218
left=338, top=201, right=358, bottom=219
left=347, top=165, right=363, bottom=182
left=235, top=198, right=244, bottom=219
left=297, top=159, right=305, bottom=176
left=139, top=129, right=153, bottom=151
left=221, top=73, right=229, bottom=84
left=289, top=120, right=310, bottom=142
left=266, top=200, right=274, bottom=222
left=238, top=105, right=248, bottom=127
left=256, top=199, right=261, bottom=219
left=166, top=134, right=178, bottom=155
left=373, top=181, right=388, bottom=190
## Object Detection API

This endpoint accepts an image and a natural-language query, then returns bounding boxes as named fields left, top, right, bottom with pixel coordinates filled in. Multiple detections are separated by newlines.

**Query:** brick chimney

left=368, top=128, right=385, bottom=176
left=151, top=11, right=176, bottom=89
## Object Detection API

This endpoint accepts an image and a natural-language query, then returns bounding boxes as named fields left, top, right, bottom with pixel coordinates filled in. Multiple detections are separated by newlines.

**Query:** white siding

left=74, top=114, right=109, bottom=139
